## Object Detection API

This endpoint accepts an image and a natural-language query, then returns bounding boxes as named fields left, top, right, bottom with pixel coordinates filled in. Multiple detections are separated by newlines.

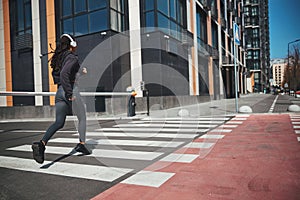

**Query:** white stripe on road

left=121, top=170, right=175, bottom=188
left=225, top=121, right=243, bottom=124
left=7, top=145, right=163, bottom=161
left=295, top=130, right=300, bottom=134
left=184, top=142, right=215, bottom=149
left=84, top=132, right=198, bottom=139
left=130, top=120, right=225, bottom=124
left=268, top=95, right=279, bottom=113
left=200, top=134, right=225, bottom=139
left=141, top=117, right=230, bottom=121
left=160, top=153, right=198, bottom=163
left=290, top=116, right=300, bottom=119
left=50, top=138, right=184, bottom=148
left=0, top=155, right=132, bottom=182
left=210, top=129, right=232, bottom=133
left=293, top=126, right=300, bottom=129
left=12, top=130, right=78, bottom=133
left=219, top=125, right=238, bottom=128
left=98, top=128, right=209, bottom=133
left=292, top=122, right=300, bottom=124
left=113, top=123, right=217, bottom=128
left=291, top=118, right=300, bottom=121
left=298, top=137, right=300, bottom=142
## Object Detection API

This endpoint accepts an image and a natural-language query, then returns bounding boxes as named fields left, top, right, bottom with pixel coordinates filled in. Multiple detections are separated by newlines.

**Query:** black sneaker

left=75, top=143, right=91, bottom=155
left=32, top=141, right=45, bottom=164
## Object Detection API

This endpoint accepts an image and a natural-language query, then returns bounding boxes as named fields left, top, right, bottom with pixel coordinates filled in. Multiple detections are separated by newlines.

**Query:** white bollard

left=239, top=106, right=253, bottom=113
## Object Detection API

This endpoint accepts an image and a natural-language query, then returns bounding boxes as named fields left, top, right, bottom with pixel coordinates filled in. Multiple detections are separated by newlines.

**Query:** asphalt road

left=0, top=117, right=231, bottom=200
left=0, top=94, right=299, bottom=200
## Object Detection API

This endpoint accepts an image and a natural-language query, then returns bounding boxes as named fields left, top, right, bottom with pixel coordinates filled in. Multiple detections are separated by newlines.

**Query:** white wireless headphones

left=61, top=33, right=77, bottom=47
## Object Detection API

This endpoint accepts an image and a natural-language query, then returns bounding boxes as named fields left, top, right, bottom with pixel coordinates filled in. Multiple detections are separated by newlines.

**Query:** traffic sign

left=234, top=22, right=240, bottom=45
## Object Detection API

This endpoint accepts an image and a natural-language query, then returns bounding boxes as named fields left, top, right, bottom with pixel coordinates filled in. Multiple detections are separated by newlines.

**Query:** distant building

left=271, top=58, right=287, bottom=87
left=244, top=0, right=270, bottom=92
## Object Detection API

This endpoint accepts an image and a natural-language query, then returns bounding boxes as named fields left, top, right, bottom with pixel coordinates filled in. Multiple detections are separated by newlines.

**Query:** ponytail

left=50, top=35, right=72, bottom=70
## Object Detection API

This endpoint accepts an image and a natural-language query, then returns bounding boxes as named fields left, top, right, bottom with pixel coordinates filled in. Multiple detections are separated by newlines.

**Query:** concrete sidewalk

left=92, top=113, right=300, bottom=200
left=132, top=93, right=299, bottom=118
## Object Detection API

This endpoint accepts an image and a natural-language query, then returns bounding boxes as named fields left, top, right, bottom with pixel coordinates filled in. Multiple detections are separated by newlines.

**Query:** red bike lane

left=92, top=114, right=300, bottom=200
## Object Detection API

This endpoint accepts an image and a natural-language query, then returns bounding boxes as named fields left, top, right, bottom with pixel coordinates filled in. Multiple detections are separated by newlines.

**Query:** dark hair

left=50, top=34, right=74, bottom=70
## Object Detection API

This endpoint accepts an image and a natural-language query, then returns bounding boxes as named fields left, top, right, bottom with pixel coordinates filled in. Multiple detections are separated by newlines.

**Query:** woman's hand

left=68, top=96, right=76, bottom=101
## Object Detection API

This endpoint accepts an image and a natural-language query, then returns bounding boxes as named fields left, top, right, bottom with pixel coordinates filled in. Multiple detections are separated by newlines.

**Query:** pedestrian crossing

left=2, top=115, right=248, bottom=188
left=290, top=114, right=300, bottom=142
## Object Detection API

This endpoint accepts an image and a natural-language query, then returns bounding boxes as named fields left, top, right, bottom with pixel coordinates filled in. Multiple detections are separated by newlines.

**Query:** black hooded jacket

left=52, top=51, right=80, bottom=100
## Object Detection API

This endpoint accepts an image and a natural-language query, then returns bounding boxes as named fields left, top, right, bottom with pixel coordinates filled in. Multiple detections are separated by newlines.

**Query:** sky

left=269, top=0, right=300, bottom=59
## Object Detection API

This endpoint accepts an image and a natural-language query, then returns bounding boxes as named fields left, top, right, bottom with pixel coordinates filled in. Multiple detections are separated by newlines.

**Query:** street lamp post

left=287, top=39, right=300, bottom=92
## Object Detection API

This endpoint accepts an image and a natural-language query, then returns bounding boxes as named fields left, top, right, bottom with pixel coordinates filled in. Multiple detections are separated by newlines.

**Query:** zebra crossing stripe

left=84, top=132, right=198, bottom=139
left=295, top=130, right=300, bottom=134
left=0, top=155, right=132, bottom=182
left=12, top=130, right=77, bottom=133
left=98, top=128, right=209, bottom=133
left=130, top=120, right=225, bottom=124
left=292, top=122, right=300, bottom=124
left=200, top=134, right=225, bottom=139
left=113, top=124, right=217, bottom=128
left=293, top=126, right=300, bottom=129
left=291, top=118, right=300, bottom=121
left=121, top=170, right=175, bottom=188
left=210, top=129, right=232, bottom=133
left=7, top=145, right=163, bottom=161
left=49, top=138, right=184, bottom=148
left=226, top=121, right=243, bottom=124
left=219, top=124, right=238, bottom=128
left=184, top=142, right=215, bottom=149
left=298, top=137, right=300, bottom=142
left=141, top=117, right=230, bottom=121
left=160, top=153, right=198, bottom=163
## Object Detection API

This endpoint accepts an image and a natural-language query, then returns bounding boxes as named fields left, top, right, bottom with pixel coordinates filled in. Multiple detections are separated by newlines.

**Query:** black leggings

left=42, top=86, right=86, bottom=144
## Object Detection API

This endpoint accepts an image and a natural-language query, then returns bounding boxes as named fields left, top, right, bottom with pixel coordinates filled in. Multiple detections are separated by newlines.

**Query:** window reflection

left=61, top=0, right=127, bottom=36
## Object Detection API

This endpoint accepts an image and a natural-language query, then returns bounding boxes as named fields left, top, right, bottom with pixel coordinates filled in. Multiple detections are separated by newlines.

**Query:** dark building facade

left=1, top=0, right=254, bottom=112
left=244, top=0, right=270, bottom=92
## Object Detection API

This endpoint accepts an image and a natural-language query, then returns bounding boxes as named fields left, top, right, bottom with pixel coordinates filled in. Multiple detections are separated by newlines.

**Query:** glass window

left=170, top=21, right=177, bottom=39
left=88, top=0, right=107, bottom=11
left=74, top=14, right=88, bottom=36
left=111, top=0, right=124, bottom=12
left=63, top=18, right=73, bottom=34
left=145, top=11, right=155, bottom=28
left=158, top=0, right=169, bottom=16
left=24, top=1, right=32, bottom=28
left=170, top=0, right=176, bottom=19
left=157, top=12, right=169, bottom=32
left=143, top=0, right=185, bottom=38
left=177, top=0, right=183, bottom=25
left=111, top=10, right=123, bottom=32
left=90, top=10, right=108, bottom=33
left=144, top=0, right=154, bottom=11
left=63, top=0, right=72, bottom=16
left=75, top=0, right=86, bottom=14
left=17, top=0, right=24, bottom=32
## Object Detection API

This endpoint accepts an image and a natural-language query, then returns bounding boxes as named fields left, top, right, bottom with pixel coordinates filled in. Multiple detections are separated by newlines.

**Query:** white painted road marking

left=114, top=123, right=217, bottom=128
left=121, top=170, right=175, bottom=187
left=7, top=145, right=163, bottom=161
left=98, top=128, right=209, bottom=133
left=84, top=131, right=198, bottom=139
left=160, top=153, right=198, bottom=163
left=0, top=156, right=132, bottom=182
left=49, top=138, right=184, bottom=148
